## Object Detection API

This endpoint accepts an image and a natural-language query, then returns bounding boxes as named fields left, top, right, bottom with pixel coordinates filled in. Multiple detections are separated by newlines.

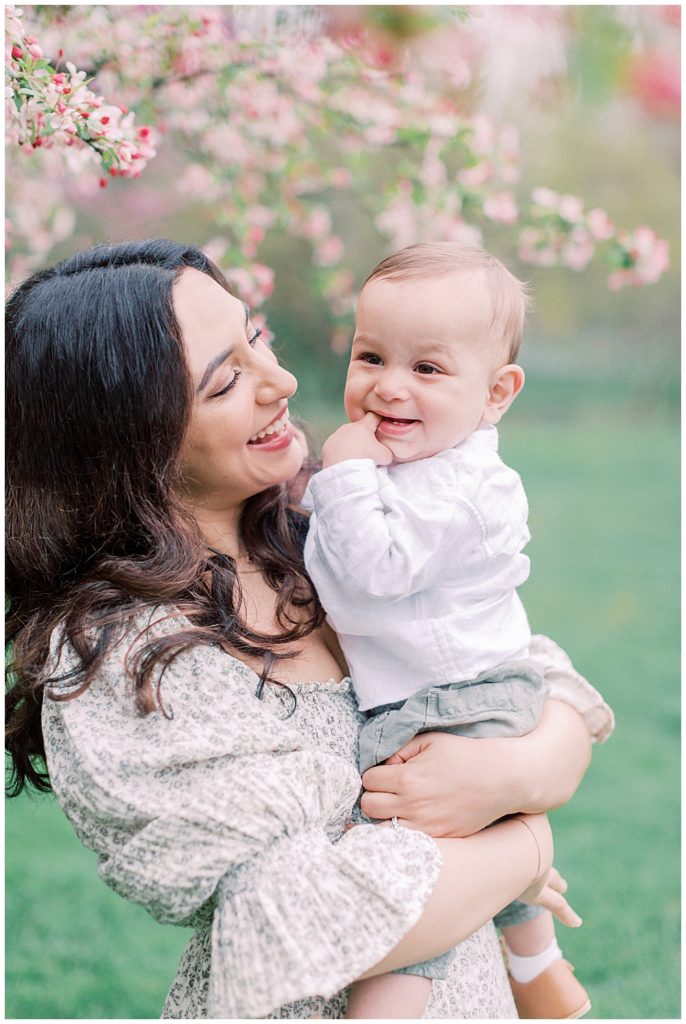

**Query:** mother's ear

left=480, top=364, right=525, bottom=426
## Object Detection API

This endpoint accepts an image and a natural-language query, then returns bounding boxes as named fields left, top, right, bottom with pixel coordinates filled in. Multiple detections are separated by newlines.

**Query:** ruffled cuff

left=530, top=634, right=615, bottom=744
left=207, top=823, right=441, bottom=1019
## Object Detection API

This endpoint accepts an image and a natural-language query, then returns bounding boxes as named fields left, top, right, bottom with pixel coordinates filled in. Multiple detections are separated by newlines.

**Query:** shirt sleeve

left=529, top=633, right=615, bottom=743
left=306, top=459, right=483, bottom=602
left=42, top=619, right=442, bottom=1018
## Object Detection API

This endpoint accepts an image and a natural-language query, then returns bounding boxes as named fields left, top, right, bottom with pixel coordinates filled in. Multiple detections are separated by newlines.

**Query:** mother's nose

left=255, top=357, right=298, bottom=403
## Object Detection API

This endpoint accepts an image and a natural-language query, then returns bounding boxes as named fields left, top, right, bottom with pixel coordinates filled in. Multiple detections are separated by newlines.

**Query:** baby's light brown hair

left=364, top=242, right=531, bottom=364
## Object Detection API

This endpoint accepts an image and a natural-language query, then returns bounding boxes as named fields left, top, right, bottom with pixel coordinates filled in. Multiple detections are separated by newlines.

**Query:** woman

left=6, top=240, right=613, bottom=1019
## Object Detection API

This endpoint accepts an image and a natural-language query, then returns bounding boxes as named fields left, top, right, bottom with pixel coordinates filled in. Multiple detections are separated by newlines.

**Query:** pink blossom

left=458, top=162, right=493, bottom=188
left=499, top=164, right=520, bottom=185
left=363, top=124, right=398, bottom=146
left=561, top=227, right=595, bottom=271
left=244, top=225, right=265, bottom=259
left=420, top=146, right=448, bottom=190
left=558, top=193, right=584, bottom=224
left=314, top=236, right=345, bottom=267
left=177, top=162, right=218, bottom=198
left=470, top=114, right=496, bottom=156
left=629, top=227, right=670, bottom=283
left=518, top=227, right=559, bottom=267
left=329, top=167, right=352, bottom=188
left=375, top=195, right=418, bottom=250
left=587, top=207, right=615, bottom=241
left=427, top=112, right=460, bottom=137
left=301, top=207, right=332, bottom=241
left=483, top=191, right=519, bottom=225
left=531, top=187, right=559, bottom=209
left=226, top=264, right=274, bottom=308
left=628, top=49, right=680, bottom=120
left=251, top=263, right=275, bottom=298
left=608, top=225, right=670, bottom=289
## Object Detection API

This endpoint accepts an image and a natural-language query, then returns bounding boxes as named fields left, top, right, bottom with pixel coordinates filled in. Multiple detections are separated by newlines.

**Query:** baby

left=304, top=243, right=590, bottom=1020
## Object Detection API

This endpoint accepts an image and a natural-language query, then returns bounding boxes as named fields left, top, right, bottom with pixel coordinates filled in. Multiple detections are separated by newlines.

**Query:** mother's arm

left=361, top=635, right=615, bottom=837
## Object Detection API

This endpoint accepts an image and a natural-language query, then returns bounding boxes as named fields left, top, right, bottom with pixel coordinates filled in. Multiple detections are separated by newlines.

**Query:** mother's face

left=175, top=268, right=303, bottom=509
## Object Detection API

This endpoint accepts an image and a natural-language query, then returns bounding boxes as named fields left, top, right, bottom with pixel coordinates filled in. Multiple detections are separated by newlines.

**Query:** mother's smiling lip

left=249, top=404, right=289, bottom=440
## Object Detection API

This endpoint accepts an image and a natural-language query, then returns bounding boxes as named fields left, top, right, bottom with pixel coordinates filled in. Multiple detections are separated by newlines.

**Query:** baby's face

left=345, top=272, right=501, bottom=464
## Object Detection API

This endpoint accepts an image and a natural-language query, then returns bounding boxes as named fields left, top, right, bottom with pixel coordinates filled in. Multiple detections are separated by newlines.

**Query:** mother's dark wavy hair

left=6, top=239, right=323, bottom=795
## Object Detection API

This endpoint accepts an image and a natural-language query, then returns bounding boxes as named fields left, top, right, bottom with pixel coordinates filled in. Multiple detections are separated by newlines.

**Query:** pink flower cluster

left=5, top=4, right=672, bottom=318
left=519, top=188, right=669, bottom=288
left=607, top=227, right=670, bottom=291
left=6, top=6, right=155, bottom=184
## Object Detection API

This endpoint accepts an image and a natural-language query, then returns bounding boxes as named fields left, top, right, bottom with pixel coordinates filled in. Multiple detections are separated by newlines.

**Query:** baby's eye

left=359, top=352, right=383, bottom=365
left=248, top=326, right=263, bottom=346
left=415, top=362, right=441, bottom=375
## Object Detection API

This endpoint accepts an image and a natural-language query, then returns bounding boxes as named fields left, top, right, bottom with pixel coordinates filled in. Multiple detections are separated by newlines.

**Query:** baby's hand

left=322, top=412, right=393, bottom=468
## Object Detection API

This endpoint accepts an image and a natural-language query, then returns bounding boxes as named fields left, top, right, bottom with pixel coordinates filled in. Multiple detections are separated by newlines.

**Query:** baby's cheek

left=344, top=397, right=365, bottom=422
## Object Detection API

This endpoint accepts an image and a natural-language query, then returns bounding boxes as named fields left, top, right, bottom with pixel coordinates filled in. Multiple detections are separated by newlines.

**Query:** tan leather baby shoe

left=508, top=959, right=591, bottom=1019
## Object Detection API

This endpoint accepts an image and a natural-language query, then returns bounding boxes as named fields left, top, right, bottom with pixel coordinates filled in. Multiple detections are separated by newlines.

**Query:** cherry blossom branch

left=5, top=5, right=155, bottom=183
left=5, top=3, right=672, bottom=313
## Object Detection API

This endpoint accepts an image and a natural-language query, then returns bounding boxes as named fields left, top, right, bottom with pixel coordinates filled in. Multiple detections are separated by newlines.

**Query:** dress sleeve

left=42, top=619, right=442, bottom=1018
left=529, top=633, right=615, bottom=743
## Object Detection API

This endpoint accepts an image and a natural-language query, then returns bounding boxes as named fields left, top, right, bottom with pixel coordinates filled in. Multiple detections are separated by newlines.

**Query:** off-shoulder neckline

left=220, top=642, right=351, bottom=694
left=147, top=608, right=350, bottom=693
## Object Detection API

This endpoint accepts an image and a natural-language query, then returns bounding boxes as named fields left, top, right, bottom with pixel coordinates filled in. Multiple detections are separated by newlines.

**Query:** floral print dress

left=42, top=613, right=613, bottom=1019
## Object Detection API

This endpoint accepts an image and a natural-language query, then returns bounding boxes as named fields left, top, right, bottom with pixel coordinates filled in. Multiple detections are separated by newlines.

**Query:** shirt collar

left=457, top=424, right=499, bottom=452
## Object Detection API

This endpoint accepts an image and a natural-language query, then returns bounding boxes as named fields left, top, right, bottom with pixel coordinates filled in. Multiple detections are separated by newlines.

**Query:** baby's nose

left=374, top=368, right=410, bottom=401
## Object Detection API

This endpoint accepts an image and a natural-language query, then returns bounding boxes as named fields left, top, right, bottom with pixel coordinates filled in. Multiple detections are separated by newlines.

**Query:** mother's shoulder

left=47, top=603, right=257, bottom=704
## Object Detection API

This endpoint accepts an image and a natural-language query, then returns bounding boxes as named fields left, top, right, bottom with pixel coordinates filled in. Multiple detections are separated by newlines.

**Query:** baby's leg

left=501, top=907, right=556, bottom=958
left=345, top=973, right=432, bottom=1019
left=502, top=910, right=591, bottom=1018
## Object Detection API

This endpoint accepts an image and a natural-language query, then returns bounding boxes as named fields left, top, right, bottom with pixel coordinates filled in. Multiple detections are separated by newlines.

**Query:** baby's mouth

left=376, top=415, right=420, bottom=436
left=378, top=416, right=419, bottom=426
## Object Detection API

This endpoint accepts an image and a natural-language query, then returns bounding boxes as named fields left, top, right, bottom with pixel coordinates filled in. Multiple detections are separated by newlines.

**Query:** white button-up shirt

left=304, top=425, right=532, bottom=711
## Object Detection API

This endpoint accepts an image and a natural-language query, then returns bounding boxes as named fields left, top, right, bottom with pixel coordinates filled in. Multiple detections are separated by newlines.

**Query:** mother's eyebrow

left=196, top=346, right=235, bottom=394
left=196, top=304, right=250, bottom=394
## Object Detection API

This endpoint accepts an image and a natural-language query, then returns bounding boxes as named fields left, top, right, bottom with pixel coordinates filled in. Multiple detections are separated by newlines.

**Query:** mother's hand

left=360, top=700, right=592, bottom=838
left=361, top=732, right=517, bottom=837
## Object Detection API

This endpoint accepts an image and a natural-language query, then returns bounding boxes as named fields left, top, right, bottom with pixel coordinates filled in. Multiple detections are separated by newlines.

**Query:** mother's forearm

left=360, top=815, right=548, bottom=976
left=509, top=700, right=592, bottom=814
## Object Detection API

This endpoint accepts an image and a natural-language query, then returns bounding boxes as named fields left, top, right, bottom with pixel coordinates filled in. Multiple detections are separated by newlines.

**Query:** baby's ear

left=481, top=364, right=525, bottom=426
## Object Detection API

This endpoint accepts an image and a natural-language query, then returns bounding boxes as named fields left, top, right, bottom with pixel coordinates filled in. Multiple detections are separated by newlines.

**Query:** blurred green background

left=6, top=5, right=679, bottom=1020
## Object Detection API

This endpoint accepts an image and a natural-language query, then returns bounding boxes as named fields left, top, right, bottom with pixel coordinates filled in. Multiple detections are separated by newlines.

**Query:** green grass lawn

left=5, top=405, right=679, bottom=1019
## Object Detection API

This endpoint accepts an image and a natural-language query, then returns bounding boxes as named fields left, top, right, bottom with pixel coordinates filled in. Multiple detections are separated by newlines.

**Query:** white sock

left=505, top=939, right=563, bottom=983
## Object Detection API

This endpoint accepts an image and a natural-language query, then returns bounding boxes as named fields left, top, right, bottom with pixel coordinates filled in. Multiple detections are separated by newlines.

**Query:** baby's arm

left=307, top=422, right=481, bottom=604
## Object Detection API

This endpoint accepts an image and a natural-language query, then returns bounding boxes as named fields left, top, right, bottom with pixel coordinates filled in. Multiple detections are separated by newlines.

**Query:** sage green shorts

left=359, top=659, right=547, bottom=774
left=359, top=659, right=548, bottom=980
